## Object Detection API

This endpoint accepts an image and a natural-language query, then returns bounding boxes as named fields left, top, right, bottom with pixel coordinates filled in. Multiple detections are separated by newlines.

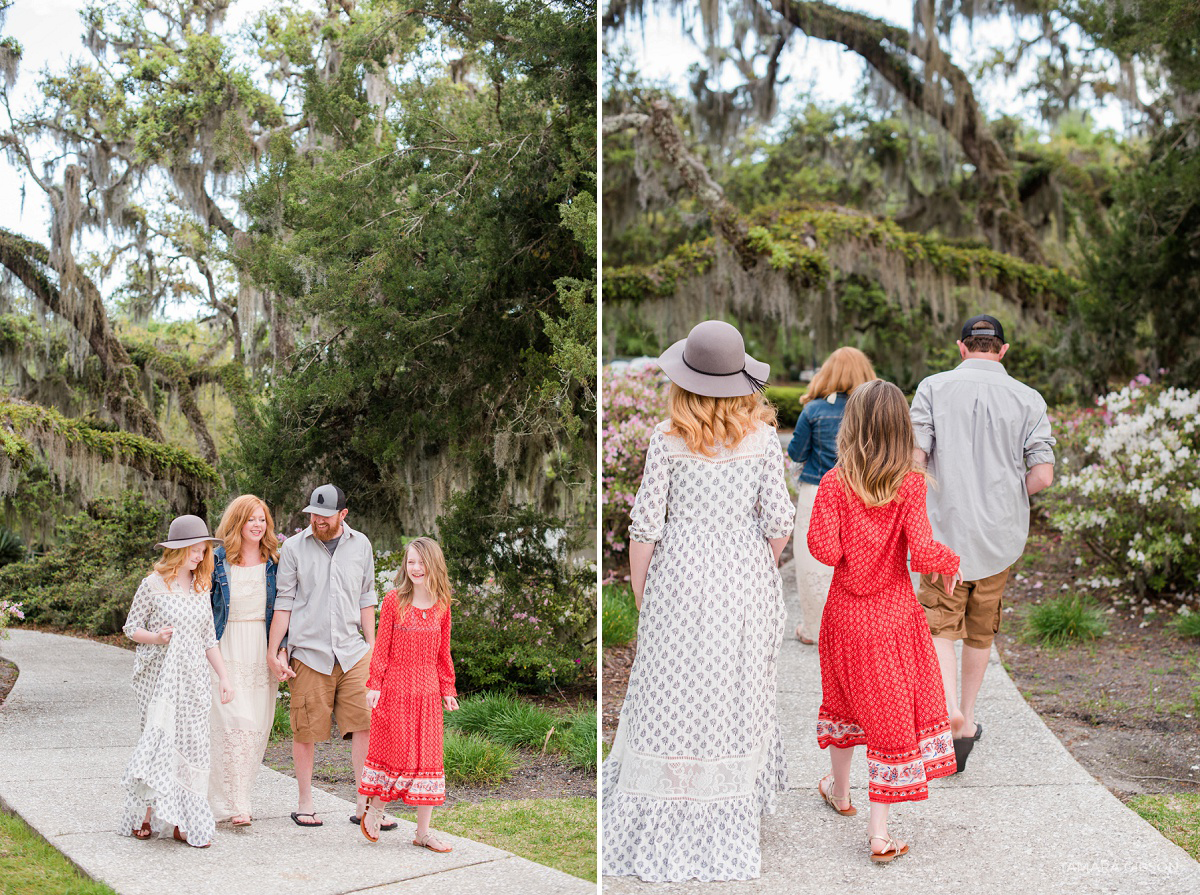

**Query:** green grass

left=446, top=691, right=522, bottom=735
left=491, top=700, right=559, bottom=749
left=1127, top=794, right=1200, bottom=860
left=1023, top=594, right=1108, bottom=647
left=393, top=798, right=596, bottom=881
left=1172, top=611, right=1200, bottom=639
left=0, top=810, right=117, bottom=895
left=560, top=707, right=598, bottom=770
left=602, top=584, right=639, bottom=648
left=443, top=730, right=518, bottom=784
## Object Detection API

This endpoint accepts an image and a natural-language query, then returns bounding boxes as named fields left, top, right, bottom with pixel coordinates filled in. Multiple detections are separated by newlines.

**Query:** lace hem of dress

left=600, top=742, right=787, bottom=883
left=209, top=725, right=270, bottom=819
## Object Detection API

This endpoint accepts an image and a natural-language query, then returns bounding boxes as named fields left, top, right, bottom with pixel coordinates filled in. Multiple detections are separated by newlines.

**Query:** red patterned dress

left=358, top=590, right=456, bottom=805
left=808, top=468, right=959, bottom=802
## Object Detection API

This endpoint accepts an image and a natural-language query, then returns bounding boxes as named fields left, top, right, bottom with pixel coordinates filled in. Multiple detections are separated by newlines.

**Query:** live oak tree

left=0, top=0, right=595, bottom=543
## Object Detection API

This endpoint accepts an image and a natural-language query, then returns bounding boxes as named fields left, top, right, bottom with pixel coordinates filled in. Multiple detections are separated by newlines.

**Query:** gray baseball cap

left=302, top=483, right=347, bottom=516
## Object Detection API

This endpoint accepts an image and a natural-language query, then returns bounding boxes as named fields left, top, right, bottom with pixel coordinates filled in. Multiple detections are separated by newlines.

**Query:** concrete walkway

left=604, top=559, right=1200, bottom=895
left=0, top=630, right=592, bottom=895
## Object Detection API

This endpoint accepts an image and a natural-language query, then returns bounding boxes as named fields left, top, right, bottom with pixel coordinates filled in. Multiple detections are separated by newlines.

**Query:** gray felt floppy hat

left=302, top=483, right=347, bottom=517
left=155, top=514, right=222, bottom=549
left=657, top=320, right=770, bottom=398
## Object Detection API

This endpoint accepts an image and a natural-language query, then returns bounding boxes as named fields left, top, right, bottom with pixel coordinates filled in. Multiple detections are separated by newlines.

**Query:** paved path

left=0, top=630, right=592, bottom=895
left=604, top=559, right=1200, bottom=894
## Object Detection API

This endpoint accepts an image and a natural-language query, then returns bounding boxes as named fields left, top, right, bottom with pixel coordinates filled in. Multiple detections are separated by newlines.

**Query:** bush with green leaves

left=438, top=462, right=595, bottom=693
left=1173, top=609, right=1200, bottom=640
left=560, top=707, right=598, bottom=771
left=446, top=691, right=597, bottom=770
left=1023, top=594, right=1108, bottom=647
left=0, top=492, right=171, bottom=634
left=764, top=386, right=804, bottom=429
left=1046, top=382, right=1200, bottom=601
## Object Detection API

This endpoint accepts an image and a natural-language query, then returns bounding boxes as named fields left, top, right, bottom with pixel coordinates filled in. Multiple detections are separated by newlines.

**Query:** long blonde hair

left=392, top=536, right=453, bottom=612
left=666, top=383, right=778, bottom=457
left=836, top=379, right=921, bottom=507
left=154, top=544, right=215, bottom=593
left=801, top=346, right=877, bottom=405
left=215, top=495, right=280, bottom=566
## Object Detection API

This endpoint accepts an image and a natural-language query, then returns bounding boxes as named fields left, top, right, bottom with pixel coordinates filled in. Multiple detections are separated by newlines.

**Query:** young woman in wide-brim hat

left=602, top=320, right=795, bottom=882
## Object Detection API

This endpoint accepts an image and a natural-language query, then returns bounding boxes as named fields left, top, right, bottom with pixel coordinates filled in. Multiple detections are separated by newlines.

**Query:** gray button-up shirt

left=275, top=521, right=377, bottom=675
left=911, top=358, right=1056, bottom=580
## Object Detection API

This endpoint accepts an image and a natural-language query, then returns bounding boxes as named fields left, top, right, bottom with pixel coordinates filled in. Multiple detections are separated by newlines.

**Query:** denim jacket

left=210, top=545, right=278, bottom=642
left=787, top=392, right=847, bottom=485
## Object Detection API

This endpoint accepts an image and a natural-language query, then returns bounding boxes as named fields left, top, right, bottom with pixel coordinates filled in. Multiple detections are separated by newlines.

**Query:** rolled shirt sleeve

left=359, top=547, right=378, bottom=609
left=757, top=427, right=796, bottom=538
left=274, top=539, right=298, bottom=612
left=1024, top=408, right=1056, bottom=468
left=910, top=380, right=935, bottom=455
left=628, top=426, right=670, bottom=543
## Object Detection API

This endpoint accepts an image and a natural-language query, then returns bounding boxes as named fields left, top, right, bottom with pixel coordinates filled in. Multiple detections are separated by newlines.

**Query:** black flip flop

left=952, top=720, right=983, bottom=774
left=350, top=813, right=397, bottom=831
left=290, top=812, right=323, bottom=827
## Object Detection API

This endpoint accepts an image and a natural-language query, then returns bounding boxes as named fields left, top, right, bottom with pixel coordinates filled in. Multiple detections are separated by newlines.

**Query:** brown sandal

left=818, top=773, right=857, bottom=816
left=412, top=830, right=453, bottom=853
left=132, top=820, right=152, bottom=840
left=868, top=835, right=909, bottom=863
left=173, top=826, right=210, bottom=849
left=361, top=800, right=385, bottom=843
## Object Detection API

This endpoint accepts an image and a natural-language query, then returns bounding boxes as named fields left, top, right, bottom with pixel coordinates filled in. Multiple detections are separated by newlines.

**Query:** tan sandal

left=868, top=834, right=909, bottom=863
left=360, top=799, right=386, bottom=843
left=412, top=830, right=453, bottom=853
left=818, top=773, right=856, bottom=816
left=794, top=624, right=815, bottom=645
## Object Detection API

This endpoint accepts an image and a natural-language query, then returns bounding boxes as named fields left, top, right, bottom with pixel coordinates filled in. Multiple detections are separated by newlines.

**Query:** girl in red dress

left=807, top=380, right=960, bottom=863
left=359, top=536, right=459, bottom=850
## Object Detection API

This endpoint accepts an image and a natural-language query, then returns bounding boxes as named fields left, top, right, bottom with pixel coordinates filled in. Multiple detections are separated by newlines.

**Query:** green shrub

left=271, top=688, right=292, bottom=740
left=0, top=492, right=171, bottom=634
left=561, top=707, right=598, bottom=771
left=1172, top=611, right=1200, bottom=639
left=602, top=584, right=639, bottom=647
left=0, top=527, right=24, bottom=567
left=443, top=731, right=517, bottom=785
left=439, top=458, right=595, bottom=693
left=445, top=691, right=522, bottom=735
left=765, top=386, right=805, bottom=428
left=1023, top=594, right=1108, bottom=647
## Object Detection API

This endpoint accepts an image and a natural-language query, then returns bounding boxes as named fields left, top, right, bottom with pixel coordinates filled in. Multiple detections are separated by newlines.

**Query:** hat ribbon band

left=681, top=352, right=768, bottom=394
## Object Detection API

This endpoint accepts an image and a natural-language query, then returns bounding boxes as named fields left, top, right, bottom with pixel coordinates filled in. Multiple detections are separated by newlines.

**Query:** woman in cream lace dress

left=207, top=495, right=280, bottom=826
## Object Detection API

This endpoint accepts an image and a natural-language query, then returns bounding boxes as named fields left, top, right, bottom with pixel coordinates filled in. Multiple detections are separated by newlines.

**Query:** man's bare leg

left=958, top=644, right=990, bottom=738
left=933, top=636, right=963, bottom=736
left=293, top=740, right=319, bottom=823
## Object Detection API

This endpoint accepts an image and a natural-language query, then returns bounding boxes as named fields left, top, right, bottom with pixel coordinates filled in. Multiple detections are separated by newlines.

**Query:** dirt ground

left=602, top=517, right=1200, bottom=802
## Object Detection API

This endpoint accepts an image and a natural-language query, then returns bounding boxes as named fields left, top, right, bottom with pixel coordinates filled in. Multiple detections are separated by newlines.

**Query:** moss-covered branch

left=603, top=202, right=1079, bottom=314
left=0, top=399, right=218, bottom=513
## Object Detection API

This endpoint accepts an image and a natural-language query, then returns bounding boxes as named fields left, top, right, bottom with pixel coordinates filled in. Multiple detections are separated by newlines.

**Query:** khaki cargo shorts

left=918, top=567, right=1011, bottom=649
left=289, top=651, right=372, bottom=742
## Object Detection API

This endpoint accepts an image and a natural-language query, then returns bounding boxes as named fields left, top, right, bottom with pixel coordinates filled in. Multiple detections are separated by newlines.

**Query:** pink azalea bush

left=603, top=365, right=669, bottom=567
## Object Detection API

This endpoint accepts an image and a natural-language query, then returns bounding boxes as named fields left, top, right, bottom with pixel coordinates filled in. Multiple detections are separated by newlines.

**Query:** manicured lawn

left=0, top=810, right=116, bottom=895
left=393, top=797, right=596, bottom=881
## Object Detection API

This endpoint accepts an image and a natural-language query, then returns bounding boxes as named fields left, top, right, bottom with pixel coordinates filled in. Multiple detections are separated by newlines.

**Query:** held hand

left=443, top=695, right=459, bottom=712
left=157, top=626, right=174, bottom=645
left=273, top=649, right=296, bottom=682
left=365, top=689, right=381, bottom=710
left=219, top=679, right=235, bottom=704
left=941, top=571, right=962, bottom=595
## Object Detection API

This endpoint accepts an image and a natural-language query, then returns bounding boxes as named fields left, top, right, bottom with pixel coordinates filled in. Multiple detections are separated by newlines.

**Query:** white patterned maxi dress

left=602, top=420, right=796, bottom=882
left=119, top=572, right=220, bottom=846
left=208, top=563, right=276, bottom=821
